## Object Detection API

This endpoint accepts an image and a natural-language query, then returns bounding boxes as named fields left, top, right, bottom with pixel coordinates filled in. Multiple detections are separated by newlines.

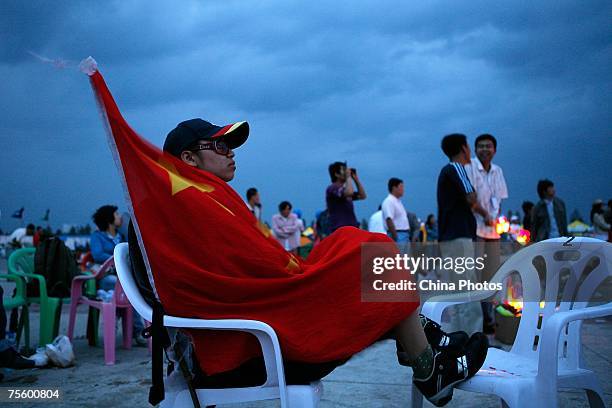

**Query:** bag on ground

left=45, top=335, right=75, bottom=367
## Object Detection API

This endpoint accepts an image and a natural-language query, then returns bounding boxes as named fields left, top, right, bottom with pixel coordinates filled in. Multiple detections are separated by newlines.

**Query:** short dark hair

left=278, top=201, right=292, bottom=212
left=591, top=202, right=604, bottom=222
left=328, top=162, right=346, bottom=182
left=537, top=179, right=554, bottom=199
left=246, top=187, right=258, bottom=201
left=426, top=214, right=435, bottom=226
left=93, top=205, right=118, bottom=231
left=441, top=133, right=468, bottom=159
left=522, top=201, right=534, bottom=214
left=475, top=133, right=497, bottom=150
left=388, top=177, right=403, bottom=193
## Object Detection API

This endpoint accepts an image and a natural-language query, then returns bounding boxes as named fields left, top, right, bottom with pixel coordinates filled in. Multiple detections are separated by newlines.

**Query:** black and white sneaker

left=421, top=314, right=470, bottom=356
left=413, top=333, right=488, bottom=407
left=397, top=315, right=470, bottom=365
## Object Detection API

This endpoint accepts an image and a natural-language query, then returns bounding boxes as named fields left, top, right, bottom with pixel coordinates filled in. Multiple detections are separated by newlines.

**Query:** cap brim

left=210, top=121, right=249, bottom=149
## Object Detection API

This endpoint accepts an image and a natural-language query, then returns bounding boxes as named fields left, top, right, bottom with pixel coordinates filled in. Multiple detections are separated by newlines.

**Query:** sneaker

left=0, top=347, right=36, bottom=369
left=421, top=315, right=469, bottom=356
left=397, top=315, right=470, bottom=365
left=413, top=333, right=488, bottom=407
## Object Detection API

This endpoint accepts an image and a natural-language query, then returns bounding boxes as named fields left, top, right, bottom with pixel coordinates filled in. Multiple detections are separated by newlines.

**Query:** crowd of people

left=247, top=132, right=611, bottom=341
left=248, top=133, right=610, bottom=256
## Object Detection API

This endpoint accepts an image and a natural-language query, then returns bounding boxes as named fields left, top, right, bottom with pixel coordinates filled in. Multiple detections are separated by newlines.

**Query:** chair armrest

left=421, top=289, right=498, bottom=322
left=70, top=274, right=97, bottom=301
left=544, top=303, right=612, bottom=332
left=164, top=316, right=287, bottom=395
left=73, top=274, right=96, bottom=281
left=15, top=272, right=49, bottom=299
left=538, top=302, right=612, bottom=382
left=0, top=273, right=27, bottom=299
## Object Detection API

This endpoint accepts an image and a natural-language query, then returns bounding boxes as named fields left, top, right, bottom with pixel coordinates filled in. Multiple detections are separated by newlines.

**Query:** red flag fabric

left=87, top=63, right=419, bottom=375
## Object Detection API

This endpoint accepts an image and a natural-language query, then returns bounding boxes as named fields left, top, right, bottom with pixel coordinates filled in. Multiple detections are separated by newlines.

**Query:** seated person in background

left=90, top=205, right=146, bottom=346
left=126, top=118, right=490, bottom=406
left=91, top=205, right=123, bottom=290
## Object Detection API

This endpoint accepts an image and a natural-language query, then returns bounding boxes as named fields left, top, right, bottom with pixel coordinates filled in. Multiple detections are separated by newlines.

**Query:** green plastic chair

left=8, top=248, right=66, bottom=346
left=0, top=272, right=30, bottom=351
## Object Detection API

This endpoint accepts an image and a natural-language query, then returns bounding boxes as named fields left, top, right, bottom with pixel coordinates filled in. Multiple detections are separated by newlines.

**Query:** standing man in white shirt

left=381, top=178, right=410, bottom=248
left=245, top=187, right=263, bottom=222
left=464, top=134, right=508, bottom=336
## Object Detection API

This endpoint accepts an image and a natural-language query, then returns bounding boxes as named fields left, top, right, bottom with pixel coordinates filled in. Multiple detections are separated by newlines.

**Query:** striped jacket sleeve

left=450, top=162, right=474, bottom=194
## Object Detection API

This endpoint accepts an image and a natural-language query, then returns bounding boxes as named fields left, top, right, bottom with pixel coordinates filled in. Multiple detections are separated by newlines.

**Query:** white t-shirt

left=368, top=210, right=386, bottom=233
left=381, top=194, right=409, bottom=231
left=8, top=227, right=33, bottom=247
left=246, top=202, right=262, bottom=221
left=464, top=157, right=509, bottom=239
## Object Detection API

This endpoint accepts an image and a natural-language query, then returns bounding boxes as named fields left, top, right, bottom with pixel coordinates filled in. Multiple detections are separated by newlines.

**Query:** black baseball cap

left=163, top=118, right=249, bottom=157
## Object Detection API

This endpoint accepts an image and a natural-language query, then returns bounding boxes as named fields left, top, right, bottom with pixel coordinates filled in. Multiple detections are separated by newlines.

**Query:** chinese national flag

left=86, top=60, right=418, bottom=375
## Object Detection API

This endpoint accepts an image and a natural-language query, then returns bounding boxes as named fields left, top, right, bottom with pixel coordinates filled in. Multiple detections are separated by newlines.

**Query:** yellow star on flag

left=152, top=157, right=235, bottom=216
left=158, top=159, right=214, bottom=196
left=285, top=254, right=301, bottom=273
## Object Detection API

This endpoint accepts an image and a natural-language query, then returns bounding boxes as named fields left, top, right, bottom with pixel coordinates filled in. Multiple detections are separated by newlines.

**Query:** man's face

left=181, top=139, right=236, bottom=182
left=113, top=211, right=123, bottom=228
left=252, top=192, right=261, bottom=205
left=461, top=143, right=472, bottom=163
left=393, top=182, right=404, bottom=198
left=281, top=206, right=292, bottom=218
left=476, top=139, right=496, bottom=164
left=335, top=165, right=348, bottom=182
left=546, top=186, right=556, bottom=199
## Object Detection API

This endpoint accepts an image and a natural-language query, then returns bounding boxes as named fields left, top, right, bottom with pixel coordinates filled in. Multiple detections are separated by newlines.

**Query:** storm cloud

left=1, top=0, right=610, bottom=231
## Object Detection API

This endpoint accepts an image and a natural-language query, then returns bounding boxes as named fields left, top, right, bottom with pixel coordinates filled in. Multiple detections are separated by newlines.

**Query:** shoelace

left=456, top=355, right=468, bottom=379
left=439, top=335, right=450, bottom=347
left=423, top=318, right=450, bottom=348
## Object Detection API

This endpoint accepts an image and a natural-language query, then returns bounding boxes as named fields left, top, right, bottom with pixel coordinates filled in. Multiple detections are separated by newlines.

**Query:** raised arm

left=350, top=168, right=367, bottom=200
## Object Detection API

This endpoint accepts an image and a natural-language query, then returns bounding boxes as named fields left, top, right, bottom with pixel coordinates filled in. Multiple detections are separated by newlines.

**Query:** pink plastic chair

left=67, top=256, right=133, bottom=365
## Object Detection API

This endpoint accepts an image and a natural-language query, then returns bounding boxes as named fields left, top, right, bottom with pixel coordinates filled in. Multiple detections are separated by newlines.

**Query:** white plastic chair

left=412, top=237, right=611, bottom=408
left=113, top=242, right=323, bottom=408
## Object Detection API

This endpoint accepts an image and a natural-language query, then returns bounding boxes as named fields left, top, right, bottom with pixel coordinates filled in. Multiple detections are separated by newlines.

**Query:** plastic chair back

left=8, top=248, right=36, bottom=275
left=493, top=238, right=611, bottom=368
left=90, top=257, right=131, bottom=308
left=114, top=243, right=153, bottom=321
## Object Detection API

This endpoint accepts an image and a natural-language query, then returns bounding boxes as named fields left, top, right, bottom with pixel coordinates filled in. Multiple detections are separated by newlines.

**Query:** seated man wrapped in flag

left=85, top=62, right=488, bottom=407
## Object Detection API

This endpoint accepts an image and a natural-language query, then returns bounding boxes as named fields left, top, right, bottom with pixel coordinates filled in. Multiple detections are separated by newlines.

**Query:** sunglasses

left=190, top=140, right=231, bottom=156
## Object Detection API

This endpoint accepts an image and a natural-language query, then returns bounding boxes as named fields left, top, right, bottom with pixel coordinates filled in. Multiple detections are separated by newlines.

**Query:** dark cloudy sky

left=1, top=1, right=611, bottom=232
